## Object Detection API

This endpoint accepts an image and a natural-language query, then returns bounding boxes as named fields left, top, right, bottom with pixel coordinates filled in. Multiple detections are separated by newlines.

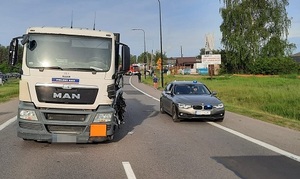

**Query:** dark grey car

left=160, top=81, right=225, bottom=122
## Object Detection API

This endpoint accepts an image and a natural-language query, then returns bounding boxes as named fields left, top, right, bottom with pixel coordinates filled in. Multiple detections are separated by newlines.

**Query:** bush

left=250, top=57, right=298, bottom=75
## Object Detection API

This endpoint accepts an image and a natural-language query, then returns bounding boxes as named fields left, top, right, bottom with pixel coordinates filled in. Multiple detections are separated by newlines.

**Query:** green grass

left=0, top=79, right=19, bottom=103
left=142, top=73, right=300, bottom=131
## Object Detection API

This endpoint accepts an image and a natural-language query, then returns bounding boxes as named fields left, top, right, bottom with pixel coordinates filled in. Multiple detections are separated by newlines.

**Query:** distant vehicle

left=160, top=80, right=225, bottom=122
left=0, top=72, right=8, bottom=82
left=126, top=64, right=140, bottom=75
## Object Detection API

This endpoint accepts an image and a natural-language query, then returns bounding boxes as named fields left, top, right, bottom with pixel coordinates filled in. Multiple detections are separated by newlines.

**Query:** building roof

left=292, top=52, right=300, bottom=57
left=175, top=57, right=197, bottom=66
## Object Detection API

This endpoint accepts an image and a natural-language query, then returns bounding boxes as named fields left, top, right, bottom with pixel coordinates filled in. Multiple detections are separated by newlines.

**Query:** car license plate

left=195, top=110, right=211, bottom=115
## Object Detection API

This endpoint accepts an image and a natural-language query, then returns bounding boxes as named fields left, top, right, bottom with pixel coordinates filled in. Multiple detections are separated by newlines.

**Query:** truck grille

left=36, top=86, right=98, bottom=104
left=19, top=121, right=44, bottom=131
left=46, top=125, right=86, bottom=134
left=45, top=113, right=86, bottom=122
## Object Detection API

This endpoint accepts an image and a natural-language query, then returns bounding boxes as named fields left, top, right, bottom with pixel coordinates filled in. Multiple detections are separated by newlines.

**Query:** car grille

left=204, top=105, right=213, bottom=110
left=193, top=105, right=213, bottom=110
left=193, top=105, right=202, bottom=110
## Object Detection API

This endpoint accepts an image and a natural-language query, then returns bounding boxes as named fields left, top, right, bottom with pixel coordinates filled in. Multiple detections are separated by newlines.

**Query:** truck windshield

left=26, top=34, right=112, bottom=72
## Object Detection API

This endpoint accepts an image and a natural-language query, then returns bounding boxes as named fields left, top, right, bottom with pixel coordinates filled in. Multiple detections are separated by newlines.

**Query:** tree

left=137, top=52, right=152, bottom=64
left=152, top=50, right=167, bottom=66
left=0, top=44, right=23, bottom=73
left=130, top=54, right=137, bottom=64
left=219, top=0, right=295, bottom=73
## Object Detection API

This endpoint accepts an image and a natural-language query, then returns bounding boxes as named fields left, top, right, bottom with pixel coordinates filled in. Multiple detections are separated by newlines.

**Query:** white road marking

left=130, top=77, right=300, bottom=162
left=122, top=162, right=137, bottom=179
left=129, top=77, right=158, bottom=101
left=0, top=116, right=17, bottom=131
left=208, top=122, right=300, bottom=162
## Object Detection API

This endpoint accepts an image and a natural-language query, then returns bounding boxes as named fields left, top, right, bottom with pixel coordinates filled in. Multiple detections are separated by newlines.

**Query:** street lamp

left=157, top=0, right=164, bottom=87
left=132, top=28, right=147, bottom=79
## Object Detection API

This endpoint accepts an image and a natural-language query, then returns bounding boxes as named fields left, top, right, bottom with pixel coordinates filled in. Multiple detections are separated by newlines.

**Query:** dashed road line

left=122, top=161, right=137, bottom=179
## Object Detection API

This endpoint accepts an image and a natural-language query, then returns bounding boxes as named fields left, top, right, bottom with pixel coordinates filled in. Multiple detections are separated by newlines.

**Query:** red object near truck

left=126, top=64, right=140, bottom=75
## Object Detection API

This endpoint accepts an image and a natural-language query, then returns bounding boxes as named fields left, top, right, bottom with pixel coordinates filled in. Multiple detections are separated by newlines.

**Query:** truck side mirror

left=122, top=45, right=130, bottom=72
left=9, top=38, right=19, bottom=66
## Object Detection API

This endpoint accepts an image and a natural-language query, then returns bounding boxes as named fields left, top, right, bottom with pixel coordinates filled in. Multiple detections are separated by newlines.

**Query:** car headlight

left=214, top=103, right=224, bottom=109
left=20, top=110, right=38, bottom=121
left=94, top=113, right=113, bottom=122
left=178, top=103, right=192, bottom=109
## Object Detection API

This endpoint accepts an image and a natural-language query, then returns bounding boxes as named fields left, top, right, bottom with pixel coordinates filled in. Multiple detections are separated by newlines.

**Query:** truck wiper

left=38, top=66, right=64, bottom=72
left=38, top=66, right=104, bottom=73
left=61, top=67, right=104, bottom=74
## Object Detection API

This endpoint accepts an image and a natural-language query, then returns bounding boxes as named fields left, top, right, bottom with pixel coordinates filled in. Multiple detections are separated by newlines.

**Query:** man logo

left=53, top=93, right=80, bottom=99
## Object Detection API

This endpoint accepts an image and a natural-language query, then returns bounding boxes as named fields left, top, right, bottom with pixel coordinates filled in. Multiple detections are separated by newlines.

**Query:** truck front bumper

left=17, top=121, right=115, bottom=143
left=17, top=102, right=117, bottom=143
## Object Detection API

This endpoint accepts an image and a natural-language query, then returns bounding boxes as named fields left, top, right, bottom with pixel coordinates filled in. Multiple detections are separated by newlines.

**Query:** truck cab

left=9, top=27, right=130, bottom=143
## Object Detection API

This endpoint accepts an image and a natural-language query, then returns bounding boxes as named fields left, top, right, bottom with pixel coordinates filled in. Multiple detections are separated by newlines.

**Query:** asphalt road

left=0, top=75, right=299, bottom=179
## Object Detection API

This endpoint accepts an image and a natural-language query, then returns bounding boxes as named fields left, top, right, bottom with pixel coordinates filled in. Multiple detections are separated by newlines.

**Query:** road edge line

left=208, top=122, right=300, bottom=162
left=0, top=116, right=17, bottom=131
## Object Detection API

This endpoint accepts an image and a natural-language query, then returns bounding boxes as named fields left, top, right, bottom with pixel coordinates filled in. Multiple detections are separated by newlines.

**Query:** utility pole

left=132, top=28, right=147, bottom=79
left=158, top=0, right=164, bottom=87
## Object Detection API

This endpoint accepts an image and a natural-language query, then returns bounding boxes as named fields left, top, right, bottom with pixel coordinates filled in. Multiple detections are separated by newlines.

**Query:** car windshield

left=174, top=84, right=210, bottom=95
left=25, top=34, right=112, bottom=72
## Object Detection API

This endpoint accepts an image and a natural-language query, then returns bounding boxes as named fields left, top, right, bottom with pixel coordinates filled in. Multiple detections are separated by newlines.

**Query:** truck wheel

left=172, top=104, right=180, bottom=122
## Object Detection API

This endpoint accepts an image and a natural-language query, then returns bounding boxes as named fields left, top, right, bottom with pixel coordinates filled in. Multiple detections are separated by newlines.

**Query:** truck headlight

left=20, top=110, right=38, bottom=121
left=178, top=103, right=192, bottom=109
left=94, top=113, right=113, bottom=122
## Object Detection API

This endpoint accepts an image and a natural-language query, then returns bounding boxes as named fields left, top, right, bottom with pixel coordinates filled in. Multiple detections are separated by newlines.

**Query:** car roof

left=171, top=80, right=204, bottom=85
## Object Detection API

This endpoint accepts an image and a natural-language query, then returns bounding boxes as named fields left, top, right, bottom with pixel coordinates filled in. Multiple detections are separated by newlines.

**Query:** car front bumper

left=177, top=107, right=225, bottom=120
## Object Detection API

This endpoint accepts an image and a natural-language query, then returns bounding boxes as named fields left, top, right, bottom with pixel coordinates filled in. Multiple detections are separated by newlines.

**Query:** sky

left=1, top=0, right=300, bottom=57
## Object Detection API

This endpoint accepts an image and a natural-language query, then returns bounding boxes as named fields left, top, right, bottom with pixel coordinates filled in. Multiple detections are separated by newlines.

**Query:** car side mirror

left=165, top=90, right=172, bottom=95
left=211, top=91, right=217, bottom=96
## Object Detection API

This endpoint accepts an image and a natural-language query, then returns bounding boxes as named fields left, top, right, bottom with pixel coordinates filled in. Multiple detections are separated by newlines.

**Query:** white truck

left=9, top=27, right=130, bottom=143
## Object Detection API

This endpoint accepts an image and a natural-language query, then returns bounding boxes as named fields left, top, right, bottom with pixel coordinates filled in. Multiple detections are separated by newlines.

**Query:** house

left=291, top=52, right=300, bottom=63
left=167, top=56, right=221, bottom=75
left=175, top=57, right=198, bottom=68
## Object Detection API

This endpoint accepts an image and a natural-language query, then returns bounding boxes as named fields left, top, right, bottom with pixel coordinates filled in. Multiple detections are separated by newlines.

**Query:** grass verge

left=0, top=79, right=19, bottom=103
left=141, top=74, right=300, bottom=131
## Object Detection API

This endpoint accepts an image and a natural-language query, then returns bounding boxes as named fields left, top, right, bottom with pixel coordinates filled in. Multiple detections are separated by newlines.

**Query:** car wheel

left=172, top=104, right=180, bottom=122
left=160, top=100, right=165, bottom=114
